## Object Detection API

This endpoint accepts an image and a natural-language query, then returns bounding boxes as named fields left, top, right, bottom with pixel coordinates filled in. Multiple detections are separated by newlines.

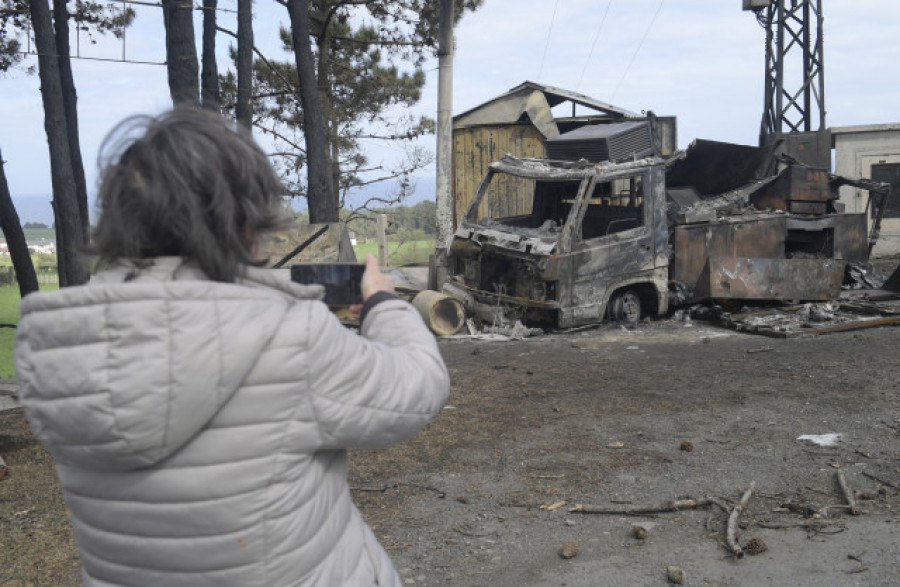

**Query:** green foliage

left=346, top=199, right=436, bottom=239
left=220, top=1, right=482, bottom=211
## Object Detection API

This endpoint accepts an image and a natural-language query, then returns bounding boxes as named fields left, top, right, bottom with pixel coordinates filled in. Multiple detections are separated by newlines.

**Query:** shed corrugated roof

left=454, top=81, right=640, bottom=123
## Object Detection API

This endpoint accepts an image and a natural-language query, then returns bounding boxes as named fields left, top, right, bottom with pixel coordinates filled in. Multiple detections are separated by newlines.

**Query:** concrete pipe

left=411, top=290, right=466, bottom=336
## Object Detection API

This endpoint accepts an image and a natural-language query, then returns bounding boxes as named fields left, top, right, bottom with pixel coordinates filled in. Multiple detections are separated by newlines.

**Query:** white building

left=832, top=124, right=900, bottom=257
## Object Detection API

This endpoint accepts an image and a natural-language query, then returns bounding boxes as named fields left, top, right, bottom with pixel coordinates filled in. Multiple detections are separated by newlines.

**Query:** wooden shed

left=452, top=81, right=677, bottom=224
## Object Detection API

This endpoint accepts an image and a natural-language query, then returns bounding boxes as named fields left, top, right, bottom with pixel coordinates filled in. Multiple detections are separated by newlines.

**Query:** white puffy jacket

left=14, top=257, right=449, bottom=586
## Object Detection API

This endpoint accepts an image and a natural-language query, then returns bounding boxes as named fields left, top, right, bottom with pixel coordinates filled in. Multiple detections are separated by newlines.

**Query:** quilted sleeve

left=306, top=299, right=449, bottom=450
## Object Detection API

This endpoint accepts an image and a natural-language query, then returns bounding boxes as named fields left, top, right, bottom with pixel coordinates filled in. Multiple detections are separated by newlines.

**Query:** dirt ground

left=2, top=312, right=899, bottom=586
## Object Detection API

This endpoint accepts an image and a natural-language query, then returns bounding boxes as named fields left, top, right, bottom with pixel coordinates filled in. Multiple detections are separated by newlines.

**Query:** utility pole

left=743, top=0, right=829, bottom=168
left=431, top=0, right=455, bottom=289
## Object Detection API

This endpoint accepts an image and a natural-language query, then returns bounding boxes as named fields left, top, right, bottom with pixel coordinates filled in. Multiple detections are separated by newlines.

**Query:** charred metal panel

left=666, top=140, right=764, bottom=196
left=749, top=165, right=831, bottom=213
left=476, top=247, right=548, bottom=300
left=670, top=216, right=788, bottom=299
left=560, top=164, right=669, bottom=322
left=706, top=258, right=844, bottom=301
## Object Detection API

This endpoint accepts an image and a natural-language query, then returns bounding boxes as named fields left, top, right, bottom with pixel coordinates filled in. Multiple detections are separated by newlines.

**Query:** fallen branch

left=726, top=482, right=755, bottom=558
left=569, top=497, right=722, bottom=515
left=350, top=481, right=447, bottom=499
left=351, top=485, right=388, bottom=492
left=836, top=470, right=860, bottom=515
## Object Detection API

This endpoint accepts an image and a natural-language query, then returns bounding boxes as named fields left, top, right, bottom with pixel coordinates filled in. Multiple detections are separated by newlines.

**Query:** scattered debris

left=480, top=320, right=543, bottom=339
left=844, top=262, right=887, bottom=289
left=630, top=525, right=649, bottom=540
left=745, top=346, right=775, bottom=354
left=797, top=433, right=843, bottom=447
left=559, top=540, right=580, bottom=559
left=716, top=300, right=900, bottom=338
left=0, top=455, right=7, bottom=481
left=744, top=536, right=768, bottom=555
left=540, top=500, right=567, bottom=512
left=607, top=441, right=625, bottom=449
left=680, top=439, right=694, bottom=452
left=726, top=482, right=756, bottom=558
left=666, top=564, right=686, bottom=584
left=835, top=470, right=861, bottom=515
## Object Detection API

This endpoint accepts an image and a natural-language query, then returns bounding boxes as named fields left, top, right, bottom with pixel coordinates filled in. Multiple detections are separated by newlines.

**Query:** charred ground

left=1, top=314, right=899, bottom=586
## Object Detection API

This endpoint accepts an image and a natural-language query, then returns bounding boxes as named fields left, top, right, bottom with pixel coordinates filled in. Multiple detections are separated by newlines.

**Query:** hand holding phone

left=359, top=254, right=395, bottom=301
left=289, top=256, right=395, bottom=307
left=290, top=262, right=365, bottom=305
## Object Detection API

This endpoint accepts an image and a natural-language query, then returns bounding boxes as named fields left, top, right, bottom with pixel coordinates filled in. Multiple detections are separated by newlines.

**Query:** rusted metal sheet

left=748, top=165, right=831, bottom=213
left=706, top=257, right=843, bottom=301
left=670, top=216, right=787, bottom=299
left=786, top=214, right=868, bottom=262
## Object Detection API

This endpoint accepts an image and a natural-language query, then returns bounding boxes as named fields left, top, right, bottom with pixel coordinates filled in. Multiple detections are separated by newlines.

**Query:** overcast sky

left=2, top=0, right=898, bottom=224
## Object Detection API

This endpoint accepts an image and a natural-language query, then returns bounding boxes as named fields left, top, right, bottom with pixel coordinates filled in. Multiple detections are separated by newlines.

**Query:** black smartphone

left=290, top=262, right=365, bottom=305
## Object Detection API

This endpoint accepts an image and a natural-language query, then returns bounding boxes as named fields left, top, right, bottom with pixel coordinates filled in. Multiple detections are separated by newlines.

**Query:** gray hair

left=90, top=108, right=288, bottom=282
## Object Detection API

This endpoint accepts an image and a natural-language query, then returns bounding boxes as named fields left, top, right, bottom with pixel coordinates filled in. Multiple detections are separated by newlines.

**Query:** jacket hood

left=14, top=258, right=323, bottom=472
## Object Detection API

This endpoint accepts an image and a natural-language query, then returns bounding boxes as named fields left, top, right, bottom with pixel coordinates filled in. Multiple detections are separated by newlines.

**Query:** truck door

left=560, top=167, right=665, bottom=323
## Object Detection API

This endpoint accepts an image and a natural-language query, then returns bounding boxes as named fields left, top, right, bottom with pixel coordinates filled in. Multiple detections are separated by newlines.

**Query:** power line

left=576, top=0, right=614, bottom=91
left=18, top=50, right=165, bottom=66
left=537, top=0, right=560, bottom=82
left=610, top=0, right=665, bottom=103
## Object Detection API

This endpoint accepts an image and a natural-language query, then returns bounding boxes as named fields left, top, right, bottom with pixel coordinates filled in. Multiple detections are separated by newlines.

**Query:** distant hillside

left=11, top=196, right=55, bottom=226
left=22, top=227, right=56, bottom=241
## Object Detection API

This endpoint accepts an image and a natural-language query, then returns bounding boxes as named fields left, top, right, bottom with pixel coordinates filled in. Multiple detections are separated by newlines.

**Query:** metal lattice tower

left=744, top=0, right=826, bottom=145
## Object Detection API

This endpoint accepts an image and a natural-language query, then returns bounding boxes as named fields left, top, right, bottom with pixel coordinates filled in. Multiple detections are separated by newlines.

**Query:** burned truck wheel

left=608, top=289, right=642, bottom=326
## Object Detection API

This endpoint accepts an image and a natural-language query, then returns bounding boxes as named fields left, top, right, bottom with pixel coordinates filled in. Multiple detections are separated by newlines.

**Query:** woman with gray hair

left=14, top=108, right=449, bottom=586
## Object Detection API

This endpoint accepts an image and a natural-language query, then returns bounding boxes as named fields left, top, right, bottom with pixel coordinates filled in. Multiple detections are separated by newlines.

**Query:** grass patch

left=354, top=237, right=435, bottom=266
left=0, top=285, right=58, bottom=380
left=0, top=287, right=23, bottom=380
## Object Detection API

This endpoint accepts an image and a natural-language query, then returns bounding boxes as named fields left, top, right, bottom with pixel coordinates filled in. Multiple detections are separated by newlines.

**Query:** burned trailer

left=443, top=155, right=670, bottom=328
left=667, top=160, right=872, bottom=305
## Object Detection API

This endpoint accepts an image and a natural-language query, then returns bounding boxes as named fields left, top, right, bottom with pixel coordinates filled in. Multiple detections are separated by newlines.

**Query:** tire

left=608, top=289, right=642, bottom=326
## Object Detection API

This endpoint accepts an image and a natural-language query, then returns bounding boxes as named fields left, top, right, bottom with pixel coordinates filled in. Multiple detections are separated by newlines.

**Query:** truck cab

left=443, top=155, right=670, bottom=328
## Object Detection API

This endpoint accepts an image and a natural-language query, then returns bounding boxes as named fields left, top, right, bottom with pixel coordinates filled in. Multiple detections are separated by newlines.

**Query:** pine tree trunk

left=287, top=0, right=334, bottom=223
left=28, top=0, right=89, bottom=287
left=162, top=0, right=199, bottom=106
left=200, top=0, right=220, bottom=111
left=312, top=2, right=339, bottom=214
left=0, top=149, right=39, bottom=297
left=235, top=0, right=253, bottom=129
left=52, top=0, right=90, bottom=240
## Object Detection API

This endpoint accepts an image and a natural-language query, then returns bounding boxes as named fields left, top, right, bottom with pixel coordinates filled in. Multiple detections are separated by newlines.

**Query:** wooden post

left=377, top=213, right=389, bottom=267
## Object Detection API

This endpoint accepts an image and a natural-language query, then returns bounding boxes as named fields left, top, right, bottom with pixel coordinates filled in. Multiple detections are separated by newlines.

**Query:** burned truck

left=441, top=123, right=886, bottom=329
